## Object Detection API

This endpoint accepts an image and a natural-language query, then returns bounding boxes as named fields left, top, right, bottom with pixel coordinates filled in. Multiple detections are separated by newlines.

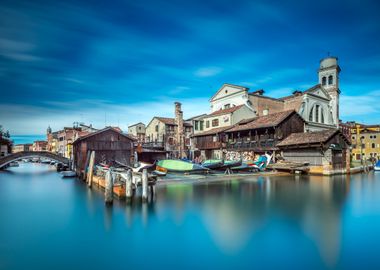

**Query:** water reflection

left=2, top=163, right=380, bottom=269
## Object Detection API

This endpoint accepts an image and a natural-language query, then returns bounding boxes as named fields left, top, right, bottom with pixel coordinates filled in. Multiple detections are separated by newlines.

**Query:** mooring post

left=142, top=169, right=148, bottom=202
left=87, top=151, right=95, bottom=187
left=125, top=169, right=133, bottom=202
left=105, top=169, right=113, bottom=205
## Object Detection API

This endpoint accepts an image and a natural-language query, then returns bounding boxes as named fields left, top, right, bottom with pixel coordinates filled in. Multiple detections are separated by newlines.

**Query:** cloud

left=340, top=90, right=380, bottom=123
left=0, top=97, right=210, bottom=135
left=194, top=67, right=223, bottom=77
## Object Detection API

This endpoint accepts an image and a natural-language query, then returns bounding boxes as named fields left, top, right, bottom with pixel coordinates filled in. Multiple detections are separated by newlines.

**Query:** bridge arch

left=0, top=151, right=69, bottom=169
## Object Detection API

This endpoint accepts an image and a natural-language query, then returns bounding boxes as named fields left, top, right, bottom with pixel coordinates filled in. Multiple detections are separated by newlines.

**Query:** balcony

left=227, top=138, right=276, bottom=151
left=142, top=141, right=164, bottom=149
left=195, top=141, right=222, bottom=150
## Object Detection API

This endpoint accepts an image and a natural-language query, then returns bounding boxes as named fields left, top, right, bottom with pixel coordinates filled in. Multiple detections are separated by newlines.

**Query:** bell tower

left=318, top=56, right=341, bottom=127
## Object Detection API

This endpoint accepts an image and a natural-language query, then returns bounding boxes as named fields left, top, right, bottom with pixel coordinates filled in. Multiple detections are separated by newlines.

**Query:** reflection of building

left=128, top=122, right=146, bottom=143
left=347, top=122, right=380, bottom=161
left=13, top=144, right=32, bottom=153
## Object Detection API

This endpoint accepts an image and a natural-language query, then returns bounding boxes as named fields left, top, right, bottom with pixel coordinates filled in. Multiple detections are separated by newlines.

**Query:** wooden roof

left=226, top=110, right=302, bottom=132
left=73, top=127, right=136, bottom=144
left=192, top=126, right=233, bottom=137
left=277, top=129, right=350, bottom=147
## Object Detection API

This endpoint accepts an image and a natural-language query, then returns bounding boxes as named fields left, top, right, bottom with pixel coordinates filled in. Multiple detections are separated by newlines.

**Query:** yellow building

left=350, top=124, right=380, bottom=161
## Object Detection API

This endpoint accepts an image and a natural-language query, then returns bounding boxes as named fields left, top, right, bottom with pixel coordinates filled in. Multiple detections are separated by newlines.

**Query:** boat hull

left=157, top=160, right=209, bottom=173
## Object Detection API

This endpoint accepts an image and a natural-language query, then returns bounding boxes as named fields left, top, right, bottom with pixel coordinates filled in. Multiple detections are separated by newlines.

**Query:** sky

left=1, top=0, right=380, bottom=137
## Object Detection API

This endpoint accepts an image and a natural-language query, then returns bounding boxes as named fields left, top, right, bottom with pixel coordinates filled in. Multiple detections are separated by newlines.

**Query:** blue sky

left=1, top=0, right=380, bottom=136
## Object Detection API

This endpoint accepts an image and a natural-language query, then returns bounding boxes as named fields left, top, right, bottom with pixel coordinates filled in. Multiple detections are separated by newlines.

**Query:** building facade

left=128, top=122, right=146, bottom=143
left=33, top=141, right=48, bottom=151
left=13, top=144, right=33, bottom=153
left=0, top=136, right=12, bottom=157
left=349, top=123, right=380, bottom=162
left=207, top=57, right=341, bottom=132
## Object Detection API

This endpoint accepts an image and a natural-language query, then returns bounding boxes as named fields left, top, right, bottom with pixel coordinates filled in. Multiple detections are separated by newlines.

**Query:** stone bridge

left=0, top=151, right=69, bottom=169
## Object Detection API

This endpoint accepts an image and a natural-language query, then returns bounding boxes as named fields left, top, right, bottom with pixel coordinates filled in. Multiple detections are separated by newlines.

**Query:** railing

left=227, top=139, right=276, bottom=150
left=142, top=142, right=164, bottom=148
left=195, top=141, right=222, bottom=149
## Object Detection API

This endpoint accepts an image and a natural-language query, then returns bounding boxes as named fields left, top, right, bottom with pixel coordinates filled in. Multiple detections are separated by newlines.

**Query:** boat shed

left=277, top=129, right=351, bottom=175
left=73, top=127, right=135, bottom=176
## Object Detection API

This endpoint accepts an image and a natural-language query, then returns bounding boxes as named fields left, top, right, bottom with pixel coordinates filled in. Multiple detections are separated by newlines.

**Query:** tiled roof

left=73, top=127, right=136, bottom=143
left=280, top=84, right=320, bottom=100
left=226, top=110, right=299, bottom=132
left=156, top=117, right=193, bottom=126
left=192, top=126, right=233, bottom=137
left=277, top=129, right=339, bottom=147
left=208, top=104, right=244, bottom=117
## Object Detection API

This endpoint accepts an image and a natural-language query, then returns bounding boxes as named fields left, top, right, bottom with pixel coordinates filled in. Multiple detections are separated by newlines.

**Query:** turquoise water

left=10, top=135, right=46, bottom=144
left=1, top=163, right=380, bottom=270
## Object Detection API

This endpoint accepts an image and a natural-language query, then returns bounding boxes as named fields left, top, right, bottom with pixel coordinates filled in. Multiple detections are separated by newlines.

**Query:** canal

left=1, top=162, right=380, bottom=270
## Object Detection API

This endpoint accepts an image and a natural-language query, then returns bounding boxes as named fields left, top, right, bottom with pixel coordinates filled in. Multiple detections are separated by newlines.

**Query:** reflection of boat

left=375, top=160, right=380, bottom=171
left=157, top=159, right=209, bottom=173
left=202, top=159, right=224, bottom=169
left=61, top=171, right=76, bottom=178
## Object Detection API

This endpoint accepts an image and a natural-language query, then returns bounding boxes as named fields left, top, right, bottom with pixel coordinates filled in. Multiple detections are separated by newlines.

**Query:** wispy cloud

left=194, top=67, right=223, bottom=77
left=340, top=90, right=380, bottom=123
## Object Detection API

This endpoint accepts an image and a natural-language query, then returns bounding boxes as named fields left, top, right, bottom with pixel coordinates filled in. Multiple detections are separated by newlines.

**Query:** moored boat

left=202, top=159, right=224, bottom=169
left=157, top=159, right=209, bottom=173
left=375, top=160, right=380, bottom=171
left=61, top=171, right=76, bottom=178
left=219, top=160, right=242, bottom=169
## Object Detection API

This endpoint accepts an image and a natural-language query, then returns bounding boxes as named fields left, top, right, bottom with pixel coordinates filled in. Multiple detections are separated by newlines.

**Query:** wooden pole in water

left=87, top=151, right=95, bottom=187
left=105, top=169, right=113, bottom=205
left=142, top=169, right=148, bottom=202
left=125, top=169, right=133, bottom=202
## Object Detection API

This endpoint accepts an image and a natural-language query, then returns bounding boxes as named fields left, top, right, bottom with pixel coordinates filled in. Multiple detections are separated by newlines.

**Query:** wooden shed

left=277, top=129, right=351, bottom=174
left=73, top=127, right=135, bottom=175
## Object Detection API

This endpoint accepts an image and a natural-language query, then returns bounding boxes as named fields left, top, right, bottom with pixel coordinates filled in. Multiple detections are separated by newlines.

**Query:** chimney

left=175, top=102, right=184, bottom=158
left=263, top=106, right=269, bottom=116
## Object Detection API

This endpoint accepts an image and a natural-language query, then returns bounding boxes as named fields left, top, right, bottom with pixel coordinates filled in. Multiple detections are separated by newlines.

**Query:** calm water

left=1, top=163, right=380, bottom=270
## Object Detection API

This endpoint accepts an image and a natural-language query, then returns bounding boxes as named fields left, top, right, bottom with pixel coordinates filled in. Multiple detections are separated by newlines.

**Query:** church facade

left=209, top=56, right=341, bottom=131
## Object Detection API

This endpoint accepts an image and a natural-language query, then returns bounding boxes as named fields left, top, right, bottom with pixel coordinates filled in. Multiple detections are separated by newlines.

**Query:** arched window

left=309, top=107, right=314, bottom=121
left=322, top=76, right=327, bottom=85
left=315, top=105, right=320, bottom=123
left=321, top=110, right=325, bottom=124
left=328, top=75, right=333, bottom=85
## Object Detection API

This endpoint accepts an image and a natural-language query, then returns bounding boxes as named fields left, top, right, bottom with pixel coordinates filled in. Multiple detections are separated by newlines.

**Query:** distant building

left=128, top=122, right=146, bottom=143
left=33, top=141, right=48, bottom=151
left=0, top=135, right=12, bottom=157
left=13, top=144, right=33, bottom=153
left=186, top=114, right=207, bottom=135
left=348, top=122, right=380, bottom=161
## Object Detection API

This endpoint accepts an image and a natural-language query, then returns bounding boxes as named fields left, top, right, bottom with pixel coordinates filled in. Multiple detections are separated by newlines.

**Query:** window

left=322, top=76, right=327, bottom=85
left=372, top=143, right=376, bottom=149
left=362, top=144, right=365, bottom=149
left=321, top=111, right=324, bottom=124
left=212, top=119, right=219, bottom=127
left=309, top=107, right=313, bottom=121
left=352, top=144, right=356, bottom=148
left=155, top=125, right=159, bottom=132
left=224, top=104, right=231, bottom=109
left=328, top=75, right=333, bottom=85
left=315, top=105, right=320, bottom=123
left=200, top=121, right=204, bottom=131
left=195, top=121, right=199, bottom=131
left=138, top=126, right=141, bottom=130
left=352, top=136, right=355, bottom=140
left=206, top=121, right=210, bottom=128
